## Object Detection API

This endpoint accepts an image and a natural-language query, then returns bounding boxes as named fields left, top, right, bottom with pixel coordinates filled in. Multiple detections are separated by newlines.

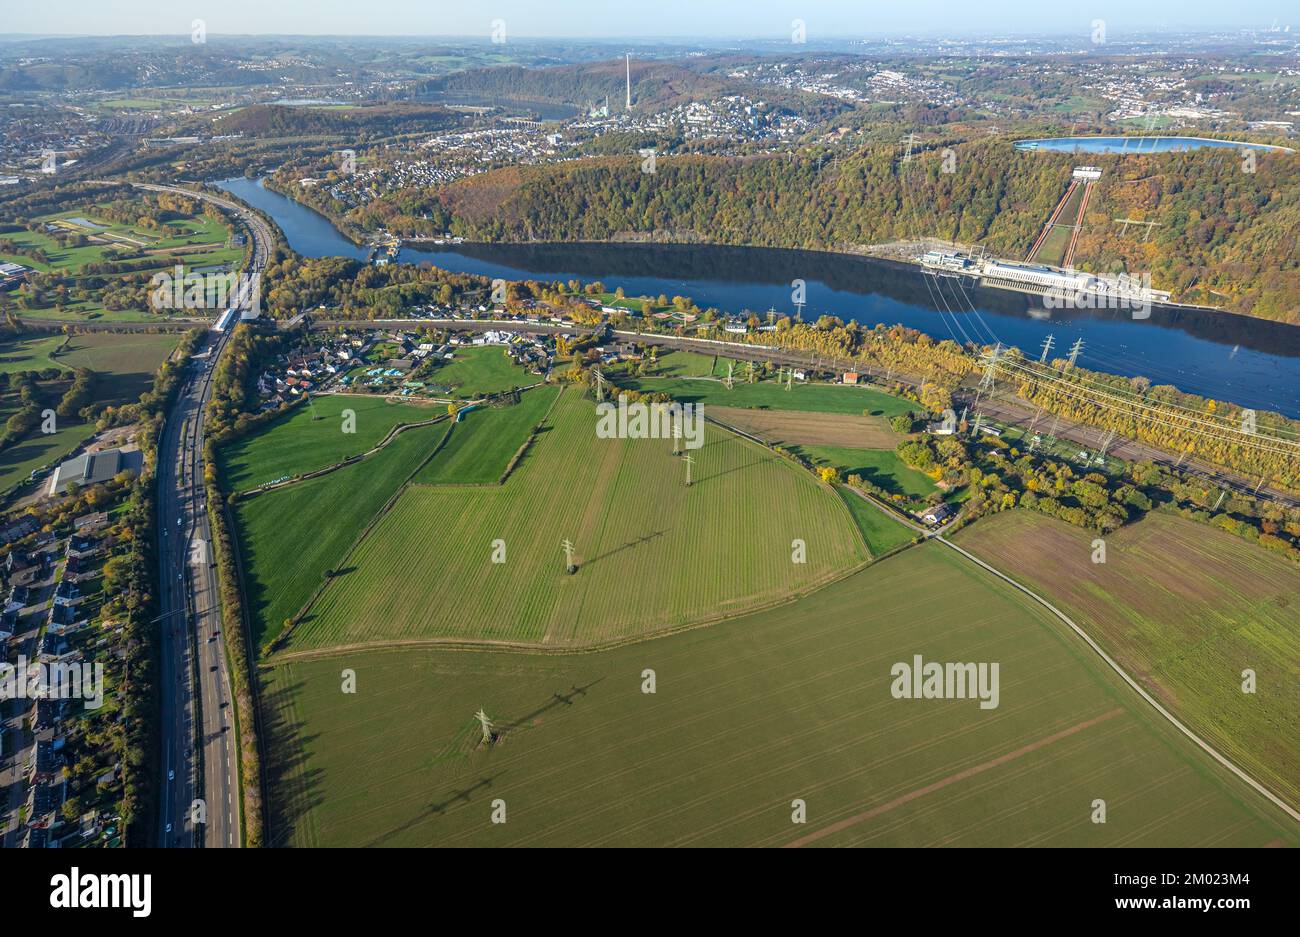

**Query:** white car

left=168, top=769, right=175, bottom=781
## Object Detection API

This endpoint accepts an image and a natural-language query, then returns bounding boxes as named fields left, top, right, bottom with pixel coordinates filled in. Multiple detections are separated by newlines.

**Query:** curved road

left=145, top=183, right=274, bottom=848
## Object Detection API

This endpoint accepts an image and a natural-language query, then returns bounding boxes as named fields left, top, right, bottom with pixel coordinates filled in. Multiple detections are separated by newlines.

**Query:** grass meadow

left=279, top=388, right=868, bottom=650
left=233, top=421, right=448, bottom=649
left=618, top=374, right=913, bottom=418
left=413, top=386, right=559, bottom=486
left=219, top=395, right=436, bottom=491
left=425, top=346, right=534, bottom=398
left=260, top=542, right=1298, bottom=847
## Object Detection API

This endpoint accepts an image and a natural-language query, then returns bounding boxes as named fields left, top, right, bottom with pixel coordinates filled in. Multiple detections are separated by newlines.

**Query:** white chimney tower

left=625, top=53, right=632, bottom=110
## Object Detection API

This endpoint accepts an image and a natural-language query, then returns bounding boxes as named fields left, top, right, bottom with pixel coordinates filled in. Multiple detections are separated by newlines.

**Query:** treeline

left=113, top=478, right=164, bottom=845
left=206, top=323, right=293, bottom=437
left=893, top=429, right=1300, bottom=560
left=1006, top=350, right=1300, bottom=492
left=259, top=252, right=492, bottom=319
left=0, top=371, right=50, bottom=451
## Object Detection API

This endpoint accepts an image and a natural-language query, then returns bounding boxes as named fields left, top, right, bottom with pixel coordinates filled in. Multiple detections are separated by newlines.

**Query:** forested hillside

left=354, top=138, right=1298, bottom=322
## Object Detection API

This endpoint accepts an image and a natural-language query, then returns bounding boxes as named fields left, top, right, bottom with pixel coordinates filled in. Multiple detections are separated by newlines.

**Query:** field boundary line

left=259, top=550, right=902, bottom=667
left=496, top=383, right=565, bottom=484
left=935, top=534, right=1300, bottom=824
left=233, top=412, right=450, bottom=499
left=783, top=708, right=1125, bottom=848
left=264, top=420, right=456, bottom=652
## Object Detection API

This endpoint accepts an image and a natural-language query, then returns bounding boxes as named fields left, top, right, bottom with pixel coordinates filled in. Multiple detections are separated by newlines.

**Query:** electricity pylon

left=561, top=538, right=576, bottom=573
left=683, top=453, right=694, bottom=486
left=1038, top=333, right=1054, bottom=363
left=1067, top=337, right=1084, bottom=369
left=475, top=708, right=494, bottom=745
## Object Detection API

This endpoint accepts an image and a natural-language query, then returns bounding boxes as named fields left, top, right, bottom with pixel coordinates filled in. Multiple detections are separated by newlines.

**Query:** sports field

left=956, top=510, right=1300, bottom=811
left=233, top=421, right=447, bottom=648
left=412, top=386, right=558, bottom=485
left=279, top=388, right=869, bottom=650
left=260, top=541, right=1297, bottom=847
left=219, top=394, right=436, bottom=491
left=424, top=346, right=534, bottom=398
left=619, top=375, right=912, bottom=418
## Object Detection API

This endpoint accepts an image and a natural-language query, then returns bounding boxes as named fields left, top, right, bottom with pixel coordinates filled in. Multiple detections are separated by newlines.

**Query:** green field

left=261, top=542, right=1297, bottom=847
left=219, top=395, right=437, bottom=491
left=425, top=346, right=534, bottom=398
left=279, top=388, right=869, bottom=650
left=233, top=421, right=447, bottom=648
left=0, top=420, right=98, bottom=496
left=56, top=332, right=179, bottom=406
left=619, top=375, right=912, bottom=418
left=956, top=510, right=1300, bottom=811
left=794, top=445, right=939, bottom=506
left=0, top=334, right=67, bottom=374
left=412, top=386, right=559, bottom=486
left=836, top=486, right=917, bottom=555
left=645, top=350, right=716, bottom=377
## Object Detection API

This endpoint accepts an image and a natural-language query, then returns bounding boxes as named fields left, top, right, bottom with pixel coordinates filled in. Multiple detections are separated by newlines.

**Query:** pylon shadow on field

left=498, top=678, right=605, bottom=732
left=358, top=775, right=501, bottom=848
left=582, top=530, right=666, bottom=568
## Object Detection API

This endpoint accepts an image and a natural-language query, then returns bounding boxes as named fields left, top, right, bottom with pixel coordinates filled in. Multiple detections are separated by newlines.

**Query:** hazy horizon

left=1, top=1, right=1294, bottom=40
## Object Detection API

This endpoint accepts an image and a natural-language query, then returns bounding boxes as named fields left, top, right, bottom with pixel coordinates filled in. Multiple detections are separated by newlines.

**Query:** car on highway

left=168, top=769, right=175, bottom=781
left=165, top=823, right=172, bottom=834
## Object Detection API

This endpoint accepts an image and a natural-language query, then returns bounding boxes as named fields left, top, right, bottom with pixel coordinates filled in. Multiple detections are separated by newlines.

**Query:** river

left=216, top=176, right=1300, bottom=418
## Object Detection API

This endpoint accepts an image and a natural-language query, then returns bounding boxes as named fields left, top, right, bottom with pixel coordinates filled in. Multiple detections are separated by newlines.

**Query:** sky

left=2, top=1, right=1295, bottom=39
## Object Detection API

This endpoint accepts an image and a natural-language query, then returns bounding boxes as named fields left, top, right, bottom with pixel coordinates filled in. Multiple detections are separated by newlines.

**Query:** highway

left=148, top=182, right=274, bottom=848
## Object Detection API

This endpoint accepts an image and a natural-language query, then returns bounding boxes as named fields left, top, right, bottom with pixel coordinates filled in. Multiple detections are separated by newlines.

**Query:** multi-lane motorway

left=145, top=183, right=274, bottom=848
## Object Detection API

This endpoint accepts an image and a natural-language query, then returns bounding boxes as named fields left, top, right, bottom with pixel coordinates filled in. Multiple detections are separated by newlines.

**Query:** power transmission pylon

left=1038, top=333, right=1054, bottom=363
left=561, top=538, right=576, bottom=573
left=747, top=360, right=756, bottom=384
left=1095, top=427, right=1116, bottom=464
left=683, top=453, right=694, bottom=486
left=1067, top=337, right=1084, bottom=369
left=724, top=361, right=734, bottom=390
left=592, top=368, right=606, bottom=402
left=978, top=343, right=1001, bottom=393
left=475, top=708, right=494, bottom=745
